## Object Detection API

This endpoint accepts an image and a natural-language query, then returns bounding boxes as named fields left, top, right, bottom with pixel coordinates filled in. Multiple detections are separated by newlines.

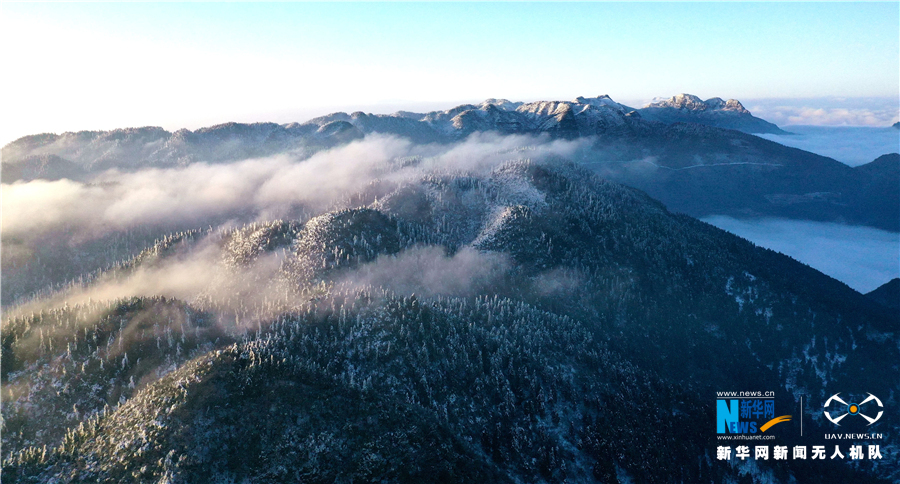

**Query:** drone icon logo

left=823, top=393, right=883, bottom=426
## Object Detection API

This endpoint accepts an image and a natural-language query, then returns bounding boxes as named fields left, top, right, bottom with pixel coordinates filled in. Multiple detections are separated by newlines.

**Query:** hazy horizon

left=2, top=95, right=897, bottom=148
left=2, top=2, right=897, bottom=146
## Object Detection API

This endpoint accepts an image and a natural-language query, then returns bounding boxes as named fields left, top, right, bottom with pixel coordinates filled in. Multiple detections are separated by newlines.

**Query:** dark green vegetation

left=3, top=158, right=897, bottom=483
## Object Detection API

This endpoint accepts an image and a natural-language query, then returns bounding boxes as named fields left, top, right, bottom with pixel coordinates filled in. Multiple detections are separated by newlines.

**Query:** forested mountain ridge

left=867, top=277, right=900, bottom=310
left=3, top=158, right=897, bottom=483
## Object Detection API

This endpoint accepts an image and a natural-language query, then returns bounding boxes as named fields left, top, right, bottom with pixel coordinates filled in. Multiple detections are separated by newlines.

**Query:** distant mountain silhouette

left=3, top=95, right=896, bottom=231
left=638, top=93, right=788, bottom=134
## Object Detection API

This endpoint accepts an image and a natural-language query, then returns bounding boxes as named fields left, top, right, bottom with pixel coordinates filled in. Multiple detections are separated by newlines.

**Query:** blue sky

left=1, top=2, right=898, bottom=143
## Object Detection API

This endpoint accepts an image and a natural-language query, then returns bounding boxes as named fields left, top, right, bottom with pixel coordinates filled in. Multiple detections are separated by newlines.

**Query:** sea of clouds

left=758, top=125, right=899, bottom=166
left=703, top=215, right=899, bottom=294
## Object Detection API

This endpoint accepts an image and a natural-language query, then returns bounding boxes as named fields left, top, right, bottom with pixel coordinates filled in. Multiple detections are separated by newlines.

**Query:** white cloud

left=337, top=246, right=512, bottom=299
left=758, top=126, right=899, bottom=166
left=2, top=133, right=590, bottom=246
left=747, top=98, right=899, bottom=128
left=703, top=216, right=899, bottom=293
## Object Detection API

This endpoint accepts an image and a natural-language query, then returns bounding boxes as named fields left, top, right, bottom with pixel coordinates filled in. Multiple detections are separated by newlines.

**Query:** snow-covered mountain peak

left=646, top=94, right=750, bottom=114
left=705, top=97, right=749, bottom=113
left=723, top=99, right=749, bottom=113
left=573, top=95, right=630, bottom=112
left=516, top=100, right=574, bottom=118
left=478, top=99, right=523, bottom=111
left=648, top=93, right=708, bottom=111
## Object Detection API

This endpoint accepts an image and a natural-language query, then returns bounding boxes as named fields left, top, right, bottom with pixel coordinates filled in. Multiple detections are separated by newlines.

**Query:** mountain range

left=4, top=94, right=897, bottom=231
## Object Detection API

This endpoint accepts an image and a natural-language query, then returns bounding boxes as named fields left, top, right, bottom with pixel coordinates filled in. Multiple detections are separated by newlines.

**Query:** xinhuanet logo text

left=717, top=391, right=791, bottom=435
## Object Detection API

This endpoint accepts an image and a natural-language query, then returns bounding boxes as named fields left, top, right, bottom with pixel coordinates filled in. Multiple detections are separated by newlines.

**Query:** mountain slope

left=5, top=296, right=718, bottom=483
left=588, top=126, right=900, bottom=230
left=852, top=153, right=900, bottom=230
left=867, top=277, right=900, bottom=310
left=4, top=159, right=897, bottom=482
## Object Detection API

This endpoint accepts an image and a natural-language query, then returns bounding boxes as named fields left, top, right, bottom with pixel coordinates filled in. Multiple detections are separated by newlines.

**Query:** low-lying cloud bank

left=5, top=232, right=292, bottom=324
left=757, top=126, right=899, bottom=167
left=2, top=133, right=589, bottom=247
left=703, top=215, right=899, bottom=294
